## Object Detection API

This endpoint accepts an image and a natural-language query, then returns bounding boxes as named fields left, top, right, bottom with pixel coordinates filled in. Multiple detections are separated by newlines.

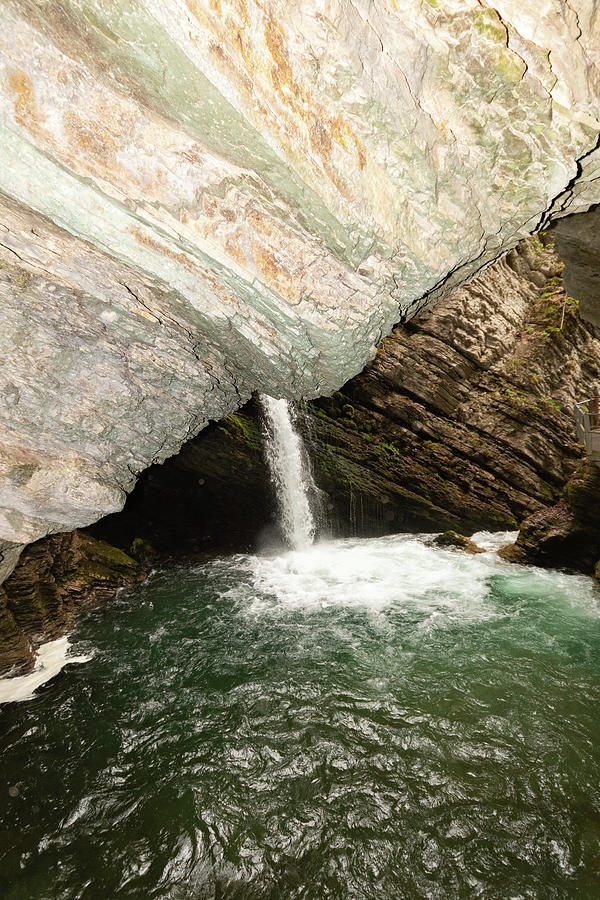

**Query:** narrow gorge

left=2, top=230, right=598, bottom=677
left=3, top=0, right=600, bottom=580
left=2, top=2, right=600, bottom=898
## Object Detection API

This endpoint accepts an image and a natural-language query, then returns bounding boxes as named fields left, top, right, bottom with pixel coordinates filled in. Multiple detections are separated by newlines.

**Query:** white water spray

left=260, top=396, right=316, bottom=550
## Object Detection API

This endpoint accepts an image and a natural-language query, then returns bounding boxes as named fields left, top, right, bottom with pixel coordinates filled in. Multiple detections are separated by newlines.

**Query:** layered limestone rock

left=2, top=0, right=600, bottom=569
left=90, top=235, right=600, bottom=550
left=0, top=531, right=144, bottom=676
left=2, top=233, right=599, bottom=672
left=499, top=461, right=600, bottom=573
left=306, top=234, right=600, bottom=534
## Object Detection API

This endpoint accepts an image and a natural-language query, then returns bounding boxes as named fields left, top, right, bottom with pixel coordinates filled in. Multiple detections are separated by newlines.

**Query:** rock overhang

left=0, top=0, right=599, bottom=568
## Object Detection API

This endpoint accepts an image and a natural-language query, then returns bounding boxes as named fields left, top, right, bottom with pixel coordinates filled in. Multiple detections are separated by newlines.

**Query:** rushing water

left=2, top=533, right=600, bottom=899
left=260, top=396, right=316, bottom=550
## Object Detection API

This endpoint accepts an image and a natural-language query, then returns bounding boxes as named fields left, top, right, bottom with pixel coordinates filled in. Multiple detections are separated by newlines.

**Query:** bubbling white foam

left=0, top=637, right=91, bottom=704
left=230, top=532, right=600, bottom=626
left=245, top=534, right=496, bottom=619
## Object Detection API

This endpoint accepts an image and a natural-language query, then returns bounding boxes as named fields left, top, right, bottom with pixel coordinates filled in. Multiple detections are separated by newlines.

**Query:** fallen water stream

left=2, top=533, right=600, bottom=898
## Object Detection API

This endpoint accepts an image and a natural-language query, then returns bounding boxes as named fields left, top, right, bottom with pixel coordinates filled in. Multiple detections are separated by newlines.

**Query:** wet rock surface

left=2, top=1, right=600, bottom=566
left=305, top=236, right=600, bottom=536
left=433, top=532, right=486, bottom=555
left=3, top=235, right=600, bottom=674
left=0, top=531, right=144, bottom=677
left=94, top=237, right=600, bottom=547
left=89, top=409, right=277, bottom=556
left=500, top=461, right=600, bottom=573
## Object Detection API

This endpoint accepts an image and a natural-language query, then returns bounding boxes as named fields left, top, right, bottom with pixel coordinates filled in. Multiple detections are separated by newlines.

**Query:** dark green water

left=2, top=534, right=600, bottom=899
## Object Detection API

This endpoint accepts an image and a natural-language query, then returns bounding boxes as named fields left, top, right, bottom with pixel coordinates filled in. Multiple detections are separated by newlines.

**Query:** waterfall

left=260, top=395, right=316, bottom=550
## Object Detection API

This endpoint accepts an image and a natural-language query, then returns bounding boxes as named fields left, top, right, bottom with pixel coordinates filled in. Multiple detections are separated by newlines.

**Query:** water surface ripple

left=2, top=534, right=600, bottom=898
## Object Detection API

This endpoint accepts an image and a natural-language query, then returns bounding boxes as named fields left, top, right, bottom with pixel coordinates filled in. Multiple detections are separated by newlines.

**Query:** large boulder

left=499, top=461, right=600, bottom=572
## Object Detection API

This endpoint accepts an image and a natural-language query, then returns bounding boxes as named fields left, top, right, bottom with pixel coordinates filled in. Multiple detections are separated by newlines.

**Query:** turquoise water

left=1, top=534, right=600, bottom=899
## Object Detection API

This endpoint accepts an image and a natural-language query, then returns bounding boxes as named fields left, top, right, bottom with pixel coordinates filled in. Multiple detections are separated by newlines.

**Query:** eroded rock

left=1, top=1, right=600, bottom=565
left=3, top=232, right=598, bottom=671
left=499, top=460, right=600, bottom=572
left=433, top=532, right=486, bottom=554
left=0, top=531, right=144, bottom=676
left=92, top=236, right=600, bottom=548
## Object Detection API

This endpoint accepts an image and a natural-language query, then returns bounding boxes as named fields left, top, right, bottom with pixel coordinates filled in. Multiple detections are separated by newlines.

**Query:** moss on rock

left=501, top=462, right=600, bottom=573
left=0, top=531, right=145, bottom=677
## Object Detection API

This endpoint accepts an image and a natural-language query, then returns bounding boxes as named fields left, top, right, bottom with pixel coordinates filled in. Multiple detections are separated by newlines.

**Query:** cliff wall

left=2, top=1, right=600, bottom=573
left=3, top=233, right=598, bottom=675
left=91, top=235, right=600, bottom=549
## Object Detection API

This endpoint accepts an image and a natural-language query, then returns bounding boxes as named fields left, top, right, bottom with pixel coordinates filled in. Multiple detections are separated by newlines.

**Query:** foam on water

left=3, top=532, right=600, bottom=898
left=3, top=533, right=598, bottom=708
left=470, top=529, right=519, bottom=551
left=243, top=534, right=498, bottom=618
left=0, top=637, right=91, bottom=704
left=221, top=532, right=600, bottom=625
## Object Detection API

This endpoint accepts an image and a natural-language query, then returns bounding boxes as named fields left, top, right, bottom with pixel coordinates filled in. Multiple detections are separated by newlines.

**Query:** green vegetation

left=522, top=235, right=579, bottom=344
left=538, top=397, right=562, bottom=411
left=374, top=441, right=403, bottom=465
left=504, top=386, right=528, bottom=402
left=219, top=412, right=261, bottom=450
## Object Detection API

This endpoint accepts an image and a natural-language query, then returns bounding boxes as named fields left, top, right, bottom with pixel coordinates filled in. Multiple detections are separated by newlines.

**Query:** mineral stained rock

left=1, top=0, right=600, bottom=568
left=2, top=233, right=598, bottom=671
left=90, top=236, right=600, bottom=550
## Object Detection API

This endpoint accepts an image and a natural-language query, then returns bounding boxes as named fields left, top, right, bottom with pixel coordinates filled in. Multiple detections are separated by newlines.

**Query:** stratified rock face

left=1, top=234, right=597, bottom=671
left=433, top=532, right=486, bottom=554
left=308, top=236, right=600, bottom=534
left=1, top=1, right=600, bottom=563
left=0, top=531, right=144, bottom=676
left=91, top=236, right=600, bottom=549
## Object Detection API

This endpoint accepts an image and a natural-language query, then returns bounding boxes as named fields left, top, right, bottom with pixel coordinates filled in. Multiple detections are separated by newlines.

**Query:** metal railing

left=575, top=396, right=600, bottom=464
